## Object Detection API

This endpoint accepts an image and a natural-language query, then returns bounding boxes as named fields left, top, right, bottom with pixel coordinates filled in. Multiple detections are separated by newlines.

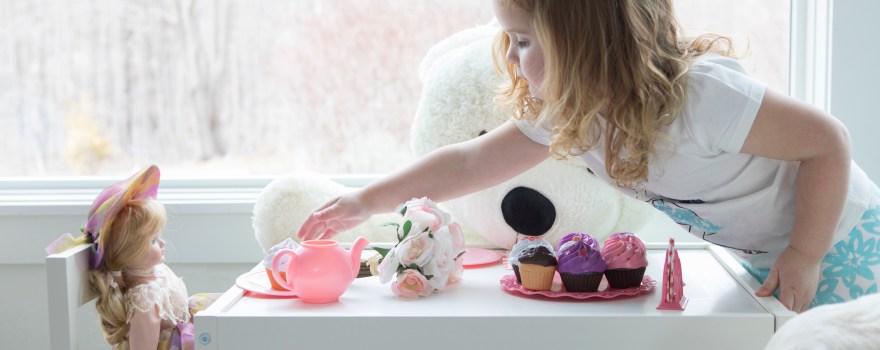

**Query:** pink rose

left=392, top=269, right=434, bottom=298
left=401, top=197, right=450, bottom=231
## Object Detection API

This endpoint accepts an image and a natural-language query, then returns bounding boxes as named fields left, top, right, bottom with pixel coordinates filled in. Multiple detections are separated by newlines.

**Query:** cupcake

left=507, top=238, right=536, bottom=284
left=263, top=238, right=299, bottom=290
left=556, top=233, right=606, bottom=292
left=601, top=232, right=648, bottom=289
left=517, top=242, right=558, bottom=291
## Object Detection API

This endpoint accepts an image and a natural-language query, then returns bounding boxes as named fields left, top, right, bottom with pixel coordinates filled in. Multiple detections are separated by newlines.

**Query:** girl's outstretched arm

left=741, top=89, right=852, bottom=313
left=298, top=121, right=550, bottom=241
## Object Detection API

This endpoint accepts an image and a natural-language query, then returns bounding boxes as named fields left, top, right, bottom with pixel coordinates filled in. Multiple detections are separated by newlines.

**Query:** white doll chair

left=46, top=243, right=98, bottom=350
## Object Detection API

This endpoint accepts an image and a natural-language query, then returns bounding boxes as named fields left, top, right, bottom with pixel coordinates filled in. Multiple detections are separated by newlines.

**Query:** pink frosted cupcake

left=601, top=232, right=648, bottom=289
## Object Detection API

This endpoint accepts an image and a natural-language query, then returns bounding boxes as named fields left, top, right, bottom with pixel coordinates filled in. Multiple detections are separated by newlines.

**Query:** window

left=0, top=0, right=494, bottom=177
left=1, top=0, right=788, bottom=178
left=675, top=0, right=790, bottom=93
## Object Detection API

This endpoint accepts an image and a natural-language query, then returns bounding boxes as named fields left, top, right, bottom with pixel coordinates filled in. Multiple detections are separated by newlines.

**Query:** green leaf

left=424, top=274, right=433, bottom=280
left=373, top=247, right=390, bottom=258
left=381, top=223, right=400, bottom=229
left=402, top=220, right=412, bottom=240
left=409, top=263, right=419, bottom=270
left=400, top=206, right=407, bottom=216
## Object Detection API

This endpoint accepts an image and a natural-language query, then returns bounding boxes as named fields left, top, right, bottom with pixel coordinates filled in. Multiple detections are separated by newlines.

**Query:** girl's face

left=133, top=232, right=165, bottom=270
left=494, top=1, right=545, bottom=99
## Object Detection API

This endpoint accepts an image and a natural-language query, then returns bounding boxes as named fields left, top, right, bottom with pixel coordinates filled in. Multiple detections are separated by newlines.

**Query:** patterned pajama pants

left=744, top=186, right=880, bottom=307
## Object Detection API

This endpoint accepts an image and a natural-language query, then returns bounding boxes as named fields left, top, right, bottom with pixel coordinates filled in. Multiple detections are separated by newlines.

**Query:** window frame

left=4, top=1, right=822, bottom=264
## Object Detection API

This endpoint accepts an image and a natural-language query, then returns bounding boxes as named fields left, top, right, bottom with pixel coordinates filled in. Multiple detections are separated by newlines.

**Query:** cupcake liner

left=604, top=267, right=646, bottom=289
left=518, top=264, right=556, bottom=291
left=512, top=264, right=522, bottom=284
left=559, top=272, right=604, bottom=292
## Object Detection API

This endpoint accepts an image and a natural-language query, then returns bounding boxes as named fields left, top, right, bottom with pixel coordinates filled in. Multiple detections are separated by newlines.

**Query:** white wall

left=831, top=0, right=880, bottom=183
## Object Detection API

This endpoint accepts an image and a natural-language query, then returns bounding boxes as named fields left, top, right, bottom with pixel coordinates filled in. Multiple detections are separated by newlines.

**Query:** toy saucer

left=235, top=270, right=298, bottom=298
left=462, top=248, right=503, bottom=268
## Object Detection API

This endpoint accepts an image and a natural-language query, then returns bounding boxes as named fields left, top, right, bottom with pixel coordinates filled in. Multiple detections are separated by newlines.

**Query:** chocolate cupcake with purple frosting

left=556, top=233, right=606, bottom=292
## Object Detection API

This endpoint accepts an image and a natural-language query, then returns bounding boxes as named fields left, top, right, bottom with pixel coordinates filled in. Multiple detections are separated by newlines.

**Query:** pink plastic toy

left=271, top=237, right=369, bottom=303
left=657, top=238, right=688, bottom=310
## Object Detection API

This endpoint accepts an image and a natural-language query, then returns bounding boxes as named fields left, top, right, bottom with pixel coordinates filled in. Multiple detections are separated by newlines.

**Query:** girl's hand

left=755, top=245, right=822, bottom=313
left=297, top=193, right=371, bottom=241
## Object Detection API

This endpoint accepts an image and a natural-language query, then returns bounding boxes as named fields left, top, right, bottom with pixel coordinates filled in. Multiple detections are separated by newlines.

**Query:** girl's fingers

left=298, top=214, right=325, bottom=241
left=296, top=216, right=315, bottom=239
left=756, top=268, right=779, bottom=297
left=779, top=292, right=795, bottom=311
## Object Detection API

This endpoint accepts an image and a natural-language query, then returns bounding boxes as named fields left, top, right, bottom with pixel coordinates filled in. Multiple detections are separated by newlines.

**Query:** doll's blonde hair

left=88, top=199, right=166, bottom=346
left=493, top=0, right=734, bottom=186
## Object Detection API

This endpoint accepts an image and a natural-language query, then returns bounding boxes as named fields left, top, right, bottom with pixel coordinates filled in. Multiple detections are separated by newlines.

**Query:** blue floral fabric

left=744, top=187, right=880, bottom=307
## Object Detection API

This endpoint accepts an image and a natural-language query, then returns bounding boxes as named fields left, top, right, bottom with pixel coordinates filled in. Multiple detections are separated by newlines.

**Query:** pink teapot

left=271, top=237, right=369, bottom=303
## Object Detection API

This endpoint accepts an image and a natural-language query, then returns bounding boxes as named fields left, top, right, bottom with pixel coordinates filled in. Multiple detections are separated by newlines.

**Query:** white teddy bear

left=763, top=292, right=880, bottom=350
left=252, top=171, right=397, bottom=251
left=252, top=24, right=658, bottom=251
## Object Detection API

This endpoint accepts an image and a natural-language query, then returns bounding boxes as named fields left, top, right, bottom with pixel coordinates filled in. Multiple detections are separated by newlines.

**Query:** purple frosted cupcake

left=556, top=233, right=606, bottom=292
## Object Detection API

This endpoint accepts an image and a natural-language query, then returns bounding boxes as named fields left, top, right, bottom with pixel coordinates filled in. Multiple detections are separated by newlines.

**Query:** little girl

left=297, top=0, right=879, bottom=313
left=47, top=165, right=213, bottom=349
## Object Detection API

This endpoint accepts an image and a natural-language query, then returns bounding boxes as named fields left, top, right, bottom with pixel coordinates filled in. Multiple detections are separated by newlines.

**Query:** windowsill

left=2, top=175, right=380, bottom=265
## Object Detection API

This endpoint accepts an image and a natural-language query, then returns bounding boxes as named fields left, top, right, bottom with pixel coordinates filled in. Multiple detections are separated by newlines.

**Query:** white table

left=195, top=243, right=795, bottom=350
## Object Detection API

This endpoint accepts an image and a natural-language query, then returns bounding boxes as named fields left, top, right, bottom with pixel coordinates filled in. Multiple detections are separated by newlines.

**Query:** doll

left=47, top=165, right=214, bottom=350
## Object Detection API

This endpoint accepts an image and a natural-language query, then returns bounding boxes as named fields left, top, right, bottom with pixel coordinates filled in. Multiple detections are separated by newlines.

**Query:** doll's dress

left=123, top=263, right=192, bottom=350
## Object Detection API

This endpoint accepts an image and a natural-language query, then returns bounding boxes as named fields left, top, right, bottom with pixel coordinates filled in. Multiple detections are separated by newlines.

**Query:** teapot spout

left=349, top=237, right=369, bottom=280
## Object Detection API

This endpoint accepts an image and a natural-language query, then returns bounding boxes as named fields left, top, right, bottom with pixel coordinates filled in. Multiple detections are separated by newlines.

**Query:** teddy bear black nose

left=501, top=186, right=556, bottom=237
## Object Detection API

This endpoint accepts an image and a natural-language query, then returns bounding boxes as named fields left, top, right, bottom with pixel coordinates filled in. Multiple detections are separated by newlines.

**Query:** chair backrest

left=46, top=243, right=98, bottom=350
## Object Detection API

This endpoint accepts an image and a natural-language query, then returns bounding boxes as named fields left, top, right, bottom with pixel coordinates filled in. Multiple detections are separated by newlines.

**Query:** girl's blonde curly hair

left=493, top=0, right=735, bottom=187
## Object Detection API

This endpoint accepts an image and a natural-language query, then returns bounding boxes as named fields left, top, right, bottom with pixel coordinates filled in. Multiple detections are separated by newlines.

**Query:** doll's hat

left=84, top=165, right=161, bottom=269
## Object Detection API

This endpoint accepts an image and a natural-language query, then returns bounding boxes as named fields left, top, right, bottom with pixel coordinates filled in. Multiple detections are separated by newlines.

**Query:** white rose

left=398, top=231, right=435, bottom=267
left=378, top=248, right=400, bottom=284
left=423, top=232, right=455, bottom=289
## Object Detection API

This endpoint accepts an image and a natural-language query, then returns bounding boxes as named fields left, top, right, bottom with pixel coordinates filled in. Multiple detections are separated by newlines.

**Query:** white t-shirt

left=516, top=55, right=875, bottom=268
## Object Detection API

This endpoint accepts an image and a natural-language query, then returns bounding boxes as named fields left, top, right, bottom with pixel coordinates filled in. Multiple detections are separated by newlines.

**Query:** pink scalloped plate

left=500, top=274, right=655, bottom=300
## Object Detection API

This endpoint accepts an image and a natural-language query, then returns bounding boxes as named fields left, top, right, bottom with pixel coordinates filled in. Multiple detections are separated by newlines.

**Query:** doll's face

left=494, top=0, right=545, bottom=99
left=132, top=232, right=166, bottom=269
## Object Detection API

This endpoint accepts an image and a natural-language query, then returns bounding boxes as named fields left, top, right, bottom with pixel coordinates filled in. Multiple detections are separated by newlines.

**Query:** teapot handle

left=271, top=249, right=298, bottom=291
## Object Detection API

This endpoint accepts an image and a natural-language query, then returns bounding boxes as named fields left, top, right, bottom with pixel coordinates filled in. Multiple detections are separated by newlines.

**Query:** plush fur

left=252, top=171, right=402, bottom=251
left=410, top=24, right=656, bottom=249
left=252, top=24, right=657, bottom=251
left=764, top=293, right=880, bottom=350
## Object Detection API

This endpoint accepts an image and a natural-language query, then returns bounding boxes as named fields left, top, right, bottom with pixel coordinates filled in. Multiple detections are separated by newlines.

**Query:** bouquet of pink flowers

left=374, top=197, right=466, bottom=298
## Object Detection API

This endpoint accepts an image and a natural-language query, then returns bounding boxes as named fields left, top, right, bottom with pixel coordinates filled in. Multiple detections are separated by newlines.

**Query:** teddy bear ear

left=417, top=23, right=500, bottom=83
